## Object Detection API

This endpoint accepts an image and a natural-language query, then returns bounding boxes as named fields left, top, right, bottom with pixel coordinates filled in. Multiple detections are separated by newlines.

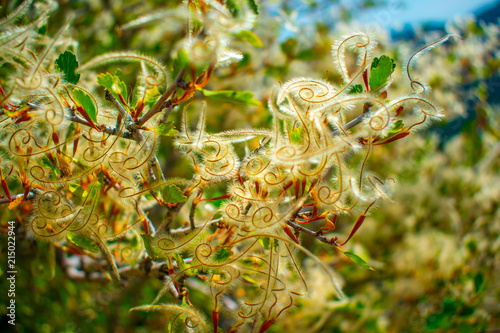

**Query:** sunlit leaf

left=143, top=87, right=161, bottom=109
left=161, top=184, right=187, bottom=204
left=290, top=126, right=303, bottom=144
left=155, top=121, right=178, bottom=137
left=97, top=70, right=128, bottom=103
left=72, top=88, right=98, bottom=123
left=8, top=196, right=23, bottom=210
left=233, top=30, right=263, bottom=48
left=201, top=89, right=261, bottom=106
left=373, top=120, right=409, bottom=145
left=341, top=250, right=374, bottom=270
left=369, top=55, right=396, bottom=91
left=67, top=232, right=99, bottom=253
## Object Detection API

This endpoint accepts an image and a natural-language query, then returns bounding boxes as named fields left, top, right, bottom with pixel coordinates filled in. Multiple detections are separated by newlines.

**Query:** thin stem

left=137, top=68, right=186, bottom=126
left=286, top=220, right=339, bottom=246
left=0, top=191, right=35, bottom=204
left=105, top=89, right=129, bottom=130
left=92, top=233, right=121, bottom=282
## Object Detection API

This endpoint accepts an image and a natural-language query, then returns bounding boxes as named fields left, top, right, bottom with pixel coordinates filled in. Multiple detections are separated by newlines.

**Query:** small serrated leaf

left=369, top=55, right=396, bottom=92
left=341, top=250, right=374, bottom=270
left=140, top=234, right=167, bottom=259
left=162, top=184, right=187, bottom=204
left=156, top=121, right=179, bottom=137
left=97, top=72, right=128, bottom=103
left=55, top=50, right=80, bottom=85
left=201, top=89, right=261, bottom=106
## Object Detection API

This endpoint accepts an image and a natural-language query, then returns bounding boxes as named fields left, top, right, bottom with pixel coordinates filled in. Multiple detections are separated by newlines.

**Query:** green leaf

left=387, top=120, right=404, bottom=135
left=65, top=121, right=78, bottom=141
left=295, top=48, right=315, bottom=61
left=374, top=120, right=406, bottom=145
left=172, top=49, right=190, bottom=81
left=290, top=126, right=303, bottom=144
left=348, top=84, right=363, bottom=94
left=161, top=184, right=187, bottom=204
left=54, top=50, right=80, bottom=85
left=281, top=38, right=297, bottom=57
left=97, top=71, right=128, bottom=103
left=247, top=0, right=259, bottom=14
left=241, top=275, right=260, bottom=286
left=258, top=237, right=279, bottom=250
left=369, top=55, right=396, bottom=91
left=259, top=237, right=271, bottom=250
left=68, top=181, right=89, bottom=198
left=474, top=273, right=484, bottom=293
left=233, top=30, right=263, bottom=48
left=172, top=253, right=198, bottom=277
left=143, top=87, right=161, bottom=109
left=40, top=155, right=61, bottom=179
left=156, top=121, right=179, bottom=137
left=237, top=53, right=251, bottom=68
left=213, top=247, right=232, bottom=262
left=201, top=89, right=261, bottom=106
left=225, top=0, right=241, bottom=17
left=140, top=234, right=167, bottom=259
left=67, top=232, right=99, bottom=253
left=72, top=88, right=98, bottom=123
left=341, top=251, right=374, bottom=270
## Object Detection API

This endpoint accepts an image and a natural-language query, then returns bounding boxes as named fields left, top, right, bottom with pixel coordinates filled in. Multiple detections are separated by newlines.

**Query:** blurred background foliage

left=1, top=0, right=499, bottom=332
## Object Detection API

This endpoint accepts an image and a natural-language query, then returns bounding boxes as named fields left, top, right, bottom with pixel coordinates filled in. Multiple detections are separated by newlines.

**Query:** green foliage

left=54, top=50, right=81, bottom=85
left=161, top=184, right=187, bottom=203
left=97, top=70, right=128, bottom=102
left=213, top=247, right=232, bottom=262
left=349, top=84, right=364, bottom=94
left=140, top=234, right=168, bottom=259
left=201, top=89, right=261, bottom=106
left=369, top=55, right=396, bottom=91
left=71, top=88, right=98, bottom=123
left=0, top=1, right=498, bottom=332
left=155, top=121, right=179, bottom=136
left=290, top=126, right=303, bottom=144
left=67, top=232, right=99, bottom=253
left=233, top=30, right=263, bottom=48
left=341, top=251, right=374, bottom=271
